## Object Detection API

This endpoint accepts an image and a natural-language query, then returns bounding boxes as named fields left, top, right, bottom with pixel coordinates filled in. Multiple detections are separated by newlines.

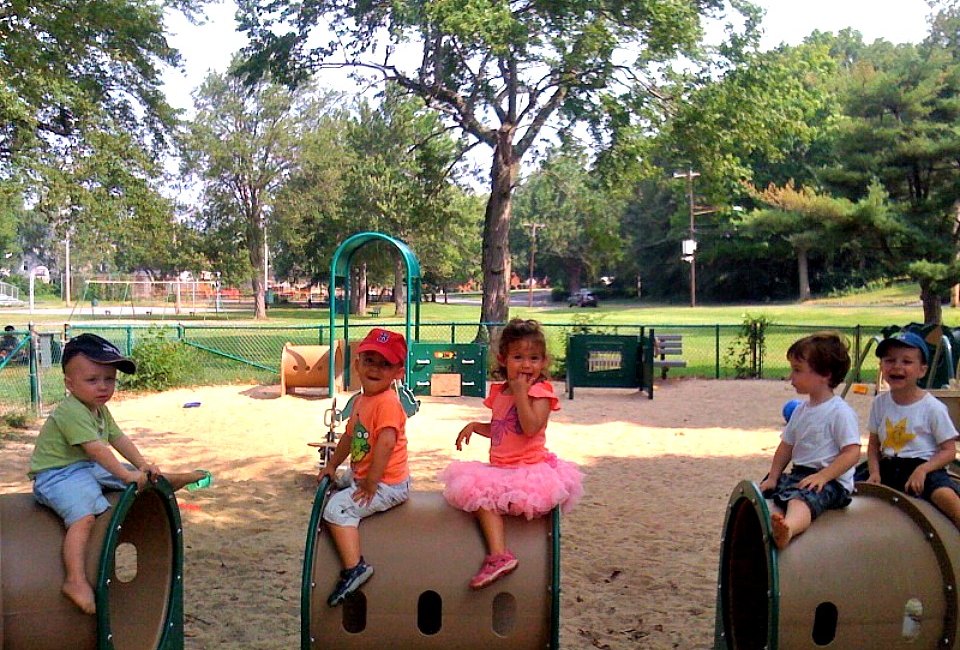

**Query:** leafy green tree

left=183, top=64, right=327, bottom=319
left=512, top=147, right=624, bottom=292
left=825, top=33, right=960, bottom=322
left=236, top=0, right=755, bottom=336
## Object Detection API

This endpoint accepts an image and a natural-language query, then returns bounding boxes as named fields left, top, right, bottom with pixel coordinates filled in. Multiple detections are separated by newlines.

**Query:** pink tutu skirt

left=440, top=453, right=583, bottom=519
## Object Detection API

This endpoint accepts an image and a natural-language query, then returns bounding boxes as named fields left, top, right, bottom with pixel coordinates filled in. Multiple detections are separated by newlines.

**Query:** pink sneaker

left=469, top=551, right=519, bottom=590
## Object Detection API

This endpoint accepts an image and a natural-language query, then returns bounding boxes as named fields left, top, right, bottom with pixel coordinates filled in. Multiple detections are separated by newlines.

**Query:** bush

left=122, top=329, right=190, bottom=391
left=2, top=409, right=32, bottom=429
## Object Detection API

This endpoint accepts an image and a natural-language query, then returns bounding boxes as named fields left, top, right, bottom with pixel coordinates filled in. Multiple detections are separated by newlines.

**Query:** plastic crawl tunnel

left=714, top=480, right=960, bottom=649
left=1, top=478, right=184, bottom=650
left=280, top=340, right=345, bottom=396
left=301, top=477, right=561, bottom=649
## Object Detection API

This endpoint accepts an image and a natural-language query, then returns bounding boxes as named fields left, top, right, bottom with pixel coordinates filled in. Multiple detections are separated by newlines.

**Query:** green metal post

left=126, top=326, right=133, bottom=355
left=28, top=323, right=39, bottom=412
left=715, top=324, right=721, bottom=379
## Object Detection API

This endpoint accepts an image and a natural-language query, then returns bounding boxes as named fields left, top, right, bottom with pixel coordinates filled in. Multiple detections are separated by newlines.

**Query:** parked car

left=568, top=289, right=598, bottom=307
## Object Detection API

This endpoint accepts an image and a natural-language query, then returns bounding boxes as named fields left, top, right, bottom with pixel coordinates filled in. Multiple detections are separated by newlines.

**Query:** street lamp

left=522, top=222, right=546, bottom=307
left=673, top=169, right=700, bottom=307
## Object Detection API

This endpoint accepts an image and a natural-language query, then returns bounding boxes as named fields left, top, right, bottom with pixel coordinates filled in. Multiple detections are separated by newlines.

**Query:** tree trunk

left=249, top=232, right=266, bottom=320
left=921, top=282, right=943, bottom=325
left=478, top=131, right=517, bottom=343
left=565, top=259, right=583, bottom=294
left=394, top=258, right=406, bottom=318
left=797, top=248, right=810, bottom=302
left=353, top=264, right=367, bottom=315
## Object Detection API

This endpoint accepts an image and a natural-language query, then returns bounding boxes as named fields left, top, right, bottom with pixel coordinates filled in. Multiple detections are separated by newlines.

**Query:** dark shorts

left=878, top=457, right=960, bottom=501
left=763, top=465, right=852, bottom=520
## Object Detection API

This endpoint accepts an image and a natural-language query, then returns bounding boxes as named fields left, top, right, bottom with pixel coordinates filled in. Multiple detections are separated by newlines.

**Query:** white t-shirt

left=782, top=395, right=861, bottom=492
left=868, top=392, right=958, bottom=460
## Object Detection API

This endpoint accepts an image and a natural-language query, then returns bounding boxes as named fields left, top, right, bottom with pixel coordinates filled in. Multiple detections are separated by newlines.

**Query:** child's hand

left=317, top=465, right=336, bottom=483
left=141, top=463, right=161, bottom=483
left=507, top=374, right=535, bottom=398
left=127, top=469, right=148, bottom=490
left=798, top=472, right=828, bottom=493
left=455, top=424, right=474, bottom=451
left=864, top=472, right=881, bottom=485
left=353, top=477, right=377, bottom=506
left=906, top=467, right=928, bottom=496
left=758, top=477, right=776, bottom=493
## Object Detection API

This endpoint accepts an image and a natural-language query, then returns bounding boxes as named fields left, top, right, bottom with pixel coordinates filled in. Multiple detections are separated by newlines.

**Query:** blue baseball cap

left=876, top=331, right=929, bottom=364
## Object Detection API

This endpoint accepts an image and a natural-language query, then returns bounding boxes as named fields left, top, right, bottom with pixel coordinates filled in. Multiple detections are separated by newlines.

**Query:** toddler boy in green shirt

left=29, top=333, right=209, bottom=615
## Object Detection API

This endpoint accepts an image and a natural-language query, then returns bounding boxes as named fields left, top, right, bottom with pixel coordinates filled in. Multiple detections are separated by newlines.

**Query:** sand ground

left=0, top=378, right=877, bottom=649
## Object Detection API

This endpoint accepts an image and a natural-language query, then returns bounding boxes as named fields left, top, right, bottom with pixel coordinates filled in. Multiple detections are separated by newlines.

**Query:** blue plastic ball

left=782, top=399, right=803, bottom=423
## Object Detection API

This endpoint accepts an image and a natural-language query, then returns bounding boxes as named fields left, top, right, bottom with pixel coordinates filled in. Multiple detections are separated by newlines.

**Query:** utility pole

left=673, top=169, right=700, bottom=308
left=522, top=222, right=546, bottom=307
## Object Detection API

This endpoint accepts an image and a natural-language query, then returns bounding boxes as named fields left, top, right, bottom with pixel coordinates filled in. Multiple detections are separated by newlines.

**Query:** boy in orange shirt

left=318, top=328, right=410, bottom=606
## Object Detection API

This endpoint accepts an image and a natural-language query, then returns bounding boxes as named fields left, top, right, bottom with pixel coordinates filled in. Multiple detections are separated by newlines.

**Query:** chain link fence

left=0, top=321, right=888, bottom=418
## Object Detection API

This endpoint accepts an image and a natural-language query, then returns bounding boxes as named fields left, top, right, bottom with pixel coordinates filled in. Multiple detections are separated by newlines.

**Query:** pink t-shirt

left=483, top=380, right=560, bottom=467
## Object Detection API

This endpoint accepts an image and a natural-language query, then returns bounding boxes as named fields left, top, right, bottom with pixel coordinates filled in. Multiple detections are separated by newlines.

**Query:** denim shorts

left=33, top=461, right=135, bottom=526
left=763, top=465, right=852, bottom=520
left=879, top=456, right=960, bottom=501
left=322, top=474, right=410, bottom=527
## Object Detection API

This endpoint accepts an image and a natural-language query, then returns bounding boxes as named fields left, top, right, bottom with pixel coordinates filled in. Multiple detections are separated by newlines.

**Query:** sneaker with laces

left=327, top=558, right=374, bottom=607
left=469, top=551, right=519, bottom=590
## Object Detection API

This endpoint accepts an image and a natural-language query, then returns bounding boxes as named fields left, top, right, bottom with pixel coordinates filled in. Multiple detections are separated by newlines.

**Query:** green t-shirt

left=28, top=393, right=124, bottom=478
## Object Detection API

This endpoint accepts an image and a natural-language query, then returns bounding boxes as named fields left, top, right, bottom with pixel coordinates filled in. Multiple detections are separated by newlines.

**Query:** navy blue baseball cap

left=62, top=333, right=137, bottom=374
left=876, top=331, right=929, bottom=364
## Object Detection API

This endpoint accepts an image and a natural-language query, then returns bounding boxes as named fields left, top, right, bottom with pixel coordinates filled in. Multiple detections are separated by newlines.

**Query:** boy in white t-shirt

left=759, top=332, right=861, bottom=549
left=865, top=331, right=960, bottom=528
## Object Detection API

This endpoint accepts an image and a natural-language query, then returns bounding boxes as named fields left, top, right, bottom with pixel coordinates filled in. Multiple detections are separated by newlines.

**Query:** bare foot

left=770, top=512, right=792, bottom=550
left=63, top=579, right=96, bottom=614
left=165, top=470, right=209, bottom=491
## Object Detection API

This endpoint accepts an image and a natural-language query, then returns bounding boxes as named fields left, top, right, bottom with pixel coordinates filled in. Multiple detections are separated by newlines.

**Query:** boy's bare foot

left=770, top=512, right=792, bottom=549
left=63, top=579, right=96, bottom=614
left=166, top=470, right=210, bottom=491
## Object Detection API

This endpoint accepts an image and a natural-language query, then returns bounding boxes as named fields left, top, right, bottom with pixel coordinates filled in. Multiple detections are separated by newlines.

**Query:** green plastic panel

left=408, top=342, right=487, bottom=397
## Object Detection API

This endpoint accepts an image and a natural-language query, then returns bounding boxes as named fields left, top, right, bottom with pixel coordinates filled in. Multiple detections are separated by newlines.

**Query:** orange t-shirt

left=346, top=389, right=408, bottom=484
left=484, top=381, right=560, bottom=467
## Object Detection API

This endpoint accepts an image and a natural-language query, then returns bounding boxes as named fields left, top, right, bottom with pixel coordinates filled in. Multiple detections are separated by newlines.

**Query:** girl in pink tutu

left=440, top=318, right=583, bottom=589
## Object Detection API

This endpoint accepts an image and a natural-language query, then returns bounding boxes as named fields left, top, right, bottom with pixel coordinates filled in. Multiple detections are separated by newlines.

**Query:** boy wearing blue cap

left=29, top=333, right=210, bottom=614
left=865, top=331, right=960, bottom=528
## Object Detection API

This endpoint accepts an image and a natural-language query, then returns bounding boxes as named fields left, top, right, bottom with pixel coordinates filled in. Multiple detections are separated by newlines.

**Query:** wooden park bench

left=368, top=304, right=382, bottom=318
left=653, top=333, right=687, bottom=380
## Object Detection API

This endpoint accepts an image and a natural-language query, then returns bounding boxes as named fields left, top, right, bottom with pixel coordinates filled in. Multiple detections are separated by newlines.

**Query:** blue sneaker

left=327, top=558, right=374, bottom=607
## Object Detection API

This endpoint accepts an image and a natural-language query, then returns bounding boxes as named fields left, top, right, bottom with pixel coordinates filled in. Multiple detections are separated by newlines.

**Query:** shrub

left=122, top=329, right=190, bottom=391
left=2, top=409, right=32, bottom=429
left=725, top=314, right=772, bottom=379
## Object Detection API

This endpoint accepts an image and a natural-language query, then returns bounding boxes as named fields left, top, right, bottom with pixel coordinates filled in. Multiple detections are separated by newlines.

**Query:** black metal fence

left=0, top=322, right=886, bottom=417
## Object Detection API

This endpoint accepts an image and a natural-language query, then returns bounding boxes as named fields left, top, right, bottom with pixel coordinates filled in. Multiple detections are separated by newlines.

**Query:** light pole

left=673, top=169, right=700, bottom=308
left=522, top=222, right=545, bottom=307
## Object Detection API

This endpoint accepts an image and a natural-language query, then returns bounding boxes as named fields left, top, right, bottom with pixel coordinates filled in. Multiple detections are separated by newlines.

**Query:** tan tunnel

left=715, top=480, right=960, bottom=649
left=301, top=486, right=560, bottom=649
left=280, top=341, right=345, bottom=396
left=1, top=480, right=183, bottom=650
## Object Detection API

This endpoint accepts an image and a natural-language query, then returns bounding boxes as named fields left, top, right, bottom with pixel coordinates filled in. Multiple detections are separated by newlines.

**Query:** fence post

left=451, top=323, right=456, bottom=344
left=126, top=326, right=133, bottom=355
left=177, top=323, right=185, bottom=342
left=715, top=324, right=721, bottom=379
left=854, top=325, right=862, bottom=382
left=319, top=325, right=324, bottom=346
left=28, top=322, right=40, bottom=414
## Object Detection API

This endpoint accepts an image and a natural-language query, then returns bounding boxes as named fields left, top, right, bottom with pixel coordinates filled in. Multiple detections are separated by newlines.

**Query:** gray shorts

left=33, top=461, right=134, bottom=526
left=322, top=472, right=410, bottom=527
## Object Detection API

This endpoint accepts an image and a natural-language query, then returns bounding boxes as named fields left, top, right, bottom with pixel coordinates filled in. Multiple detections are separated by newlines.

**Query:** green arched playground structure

left=327, top=231, right=422, bottom=391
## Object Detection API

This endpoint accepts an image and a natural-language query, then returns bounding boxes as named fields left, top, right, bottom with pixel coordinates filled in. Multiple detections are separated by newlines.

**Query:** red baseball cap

left=355, top=328, right=407, bottom=365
